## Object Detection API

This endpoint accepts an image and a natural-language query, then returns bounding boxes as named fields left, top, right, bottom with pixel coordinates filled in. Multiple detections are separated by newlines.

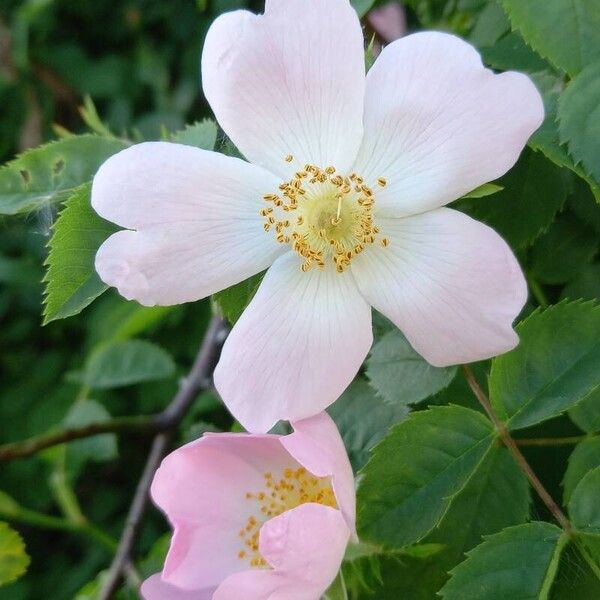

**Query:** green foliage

left=500, top=0, right=600, bottom=76
left=569, top=390, right=600, bottom=433
left=558, top=63, right=600, bottom=187
left=0, top=522, right=30, bottom=586
left=569, top=466, right=600, bottom=531
left=43, top=183, right=117, bottom=324
left=357, top=406, right=494, bottom=547
left=460, top=182, right=503, bottom=199
left=328, top=379, right=409, bottom=471
left=0, top=136, right=127, bottom=215
left=78, top=340, right=176, bottom=390
left=440, top=522, right=566, bottom=599
left=366, top=329, right=456, bottom=406
left=563, top=438, right=600, bottom=504
left=171, top=119, right=218, bottom=150
left=489, top=301, right=600, bottom=430
left=212, top=272, right=264, bottom=324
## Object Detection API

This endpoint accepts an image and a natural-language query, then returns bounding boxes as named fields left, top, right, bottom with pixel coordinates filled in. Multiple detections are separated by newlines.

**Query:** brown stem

left=462, top=366, right=574, bottom=535
left=99, top=316, right=226, bottom=600
left=515, top=435, right=594, bottom=447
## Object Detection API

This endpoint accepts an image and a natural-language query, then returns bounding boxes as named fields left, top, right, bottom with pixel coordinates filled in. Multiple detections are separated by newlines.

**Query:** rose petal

left=141, top=573, right=214, bottom=600
left=283, top=413, right=355, bottom=531
left=92, top=142, right=282, bottom=305
left=353, top=31, right=544, bottom=216
left=214, top=252, right=373, bottom=433
left=351, top=208, right=527, bottom=366
left=201, top=0, right=365, bottom=179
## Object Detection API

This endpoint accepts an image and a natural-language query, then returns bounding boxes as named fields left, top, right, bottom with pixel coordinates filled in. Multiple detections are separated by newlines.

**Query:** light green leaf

left=558, top=63, right=600, bottom=188
left=563, top=438, right=600, bottom=504
left=81, top=340, right=176, bottom=390
left=500, top=0, right=600, bottom=76
left=213, top=272, right=264, bottom=325
left=43, top=183, right=117, bottom=324
left=0, top=493, right=20, bottom=519
left=357, top=406, right=494, bottom=547
left=489, top=301, right=600, bottom=430
left=460, top=183, right=504, bottom=200
left=323, top=570, right=348, bottom=600
left=569, top=466, right=600, bottom=532
left=0, top=135, right=127, bottom=215
left=440, top=522, right=566, bottom=599
left=530, top=213, right=598, bottom=285
left=0, top=522, right=30, bottom=586
left=569, top=388, right=600, bottom=433
left=327, top=379, right=409, bottom=471
left=366, top=329, right=456, bottom=407
left=171, top=119, right=218, bottom=150
left=464, top=150, right=569, bottom=248
left=351, top=0, right=376, bottom=18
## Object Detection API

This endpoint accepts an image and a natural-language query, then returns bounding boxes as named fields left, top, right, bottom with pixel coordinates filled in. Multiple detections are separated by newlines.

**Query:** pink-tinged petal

left=150, top=434, right=294, bottom=590
left=351, top=208, right=527, bottom=367
left=214, top=504, right=350, bottom=600
left=92, top=142, right=282, bottom=306
left=214, top=252, right=373, bottom=433
left=283, top=413, right=355, bottom=531
left=201, top=0, right=365, bottom=179
left=141, top=573, right=214, bottom=600
left=353, top=32, right=544, bottom=216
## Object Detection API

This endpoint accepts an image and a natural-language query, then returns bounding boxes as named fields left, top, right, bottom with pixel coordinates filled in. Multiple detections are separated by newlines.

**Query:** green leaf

left=213, top=272, right=264, bottom=324
left=357, top=406, right=494, bottom=547
left=563, top=438, right=600, bottom=504
left=366, top=329, right=456, bottom=406
left=351, top=0, right=376, bottom=18
left=500, top=0, right=600, bottom=76
left=440, top=522, right=566, bottom=599
left=80, top=340, right=176, bottom=390
left=489, top=301, right=600, bottom=430
left=569, top=388, right=600, bottom=433
left=0, top=492, right=21, bottom=519
left=0, top=522, right=30, bottom=586
left=562, top=264, right=600, bottom=303
left=558, top=63, right=600, bottom=188
left=530, top=213, right=598, bottom=285
left=323, top=570, right=348, bottom=600
left=464, top=150, right=569, bottom=248
left=552, top=541, right=600, bottom=598
left=63, top=400, right=118, bottom=471
left=0, top=135, right=127, bottom=215
left=43, top=183, right=118, bottom=324
left=481, top=31, right=550, bottom=72
left=327, top=379, right=409, bottom=471
left=569, top=466, right=600, bottom=532
left=460, top=183, right=504, bottom=200
left=171, top=119, right=218, bottom=150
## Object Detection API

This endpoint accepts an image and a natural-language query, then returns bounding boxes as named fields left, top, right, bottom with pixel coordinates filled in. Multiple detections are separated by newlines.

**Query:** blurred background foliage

left=0, top=0, right=599, bottom=599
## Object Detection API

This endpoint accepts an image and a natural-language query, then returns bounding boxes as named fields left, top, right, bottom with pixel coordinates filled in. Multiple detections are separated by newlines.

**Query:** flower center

left=237, top=466, right=337, bottom=568
left=260, top=157, right=389, bottom=273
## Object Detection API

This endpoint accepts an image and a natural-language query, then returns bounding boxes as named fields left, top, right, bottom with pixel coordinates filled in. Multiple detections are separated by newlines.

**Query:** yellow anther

left=285, top=154, right=294, bottom=163
left=377, top=177, right=387, bottom=187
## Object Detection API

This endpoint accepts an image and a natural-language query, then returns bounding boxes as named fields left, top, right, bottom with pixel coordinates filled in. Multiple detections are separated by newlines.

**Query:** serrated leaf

left=500, top=0, right=600, bottom=76
left=440, top=522, right=566, bottom=600
left=558, top=63, right=600, bottom=188
left=328, top=379, right=409, bottom=471
left=0, top=522, right=30, bottom=586
left=481, top=31, right=550, bottom=72
left=357, top=406, right=494, bottom=547
left=489, top=301, right=600, bottom=430
left=563, top=438, right=600, bottom=505
left=530, top=213, right=598, bottom=285
left=366, top=329, right=456, bottom=407
left=43, top=183, right=118, bottom=324
left=171, top=119, right=217, bottom=150
left=80, top=340, right=176, bottom=390
left=569, top=387, right=600, bottom=433
left=562, top=264, right=600, bottom=303
left=460, top=183, right=504, bottom=200
left=464, top=150, right=569, bottom=248
left=0, top=135, right=127, bottom=215
left=569, top=466, right=600, bottom=532
left=212, top=272, right=264, bottom=325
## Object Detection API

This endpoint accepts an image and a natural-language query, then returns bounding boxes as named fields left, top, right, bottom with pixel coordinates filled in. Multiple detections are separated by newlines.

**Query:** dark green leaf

left=0, top=135, right=127, bottom=215
left=366, top=329, right=456, bottom=406
left=171, top=119, right=217, bottom=150
left=569, top=466, right=600, bottom=531
left=43, top=183, right=118, bottom=324
left=562, top=264, right=600, bottom=303
left=328, top=379, right=409, bottom=471
left=500, top=0, right=600, bottom=76
left=440, top=522, right=566, bottom=599
left=357, top=406, right=494, bottom=547
left=0, top=522, right=30, bottom=586
left=481, top=31, right=550, bottom=72
left=563, top=438, right=600, bottom=504
left=212, top=272, right=264, bottom=324
left=569, top=388, right=600, bottom=433
left=81, top=340, right=176, bottom=389
left=489, top=301, right=600, bottom=430
left=558, top=63, right=600, bottom=188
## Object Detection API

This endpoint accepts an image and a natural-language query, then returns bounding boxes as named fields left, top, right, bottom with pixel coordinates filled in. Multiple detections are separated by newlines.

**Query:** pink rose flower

left=141, top=412, right=354, bottom=599
left=92, top=0, right=543, bottom=433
